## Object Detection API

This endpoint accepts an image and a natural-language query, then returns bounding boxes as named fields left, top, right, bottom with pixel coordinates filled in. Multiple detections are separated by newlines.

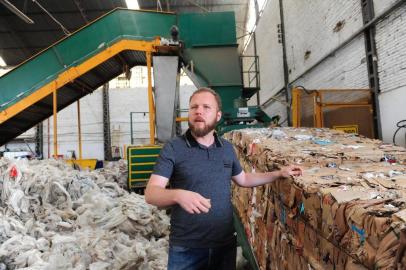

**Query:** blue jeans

left=168, top=241, right=236, bottom=270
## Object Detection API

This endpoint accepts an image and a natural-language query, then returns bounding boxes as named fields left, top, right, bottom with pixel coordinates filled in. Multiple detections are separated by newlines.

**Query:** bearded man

left=145, top=87, right=302, bottom=270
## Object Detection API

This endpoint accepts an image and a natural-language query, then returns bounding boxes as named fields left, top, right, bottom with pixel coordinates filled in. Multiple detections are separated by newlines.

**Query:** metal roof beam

left=0, top=16, right=32, bottom=60
left=90, top=67, right=109, bottom=82
left=0, top=9, right=119, bottom=16
left=72, top=0, right=89, bottom=23
left=33, top=101, right=52, bottom=110
left=73, top=79, right=94, bottom=93
left=116, top=53, right=129, bottom=65
left=32, top=0, right=71, bottom=35
left=0, top=29, right=73, bottom=34
left=0, top=0, right=34, bottom=24
left=2, top=46, right=46, bottom=50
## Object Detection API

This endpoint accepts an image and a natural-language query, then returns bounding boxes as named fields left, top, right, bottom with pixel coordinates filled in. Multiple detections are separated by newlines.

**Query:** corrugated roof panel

left=0, top=0, right=126, bottom=65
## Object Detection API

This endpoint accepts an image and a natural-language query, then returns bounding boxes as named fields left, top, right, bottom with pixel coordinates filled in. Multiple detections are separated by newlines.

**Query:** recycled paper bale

left=225, top=127, right=406, bottom=270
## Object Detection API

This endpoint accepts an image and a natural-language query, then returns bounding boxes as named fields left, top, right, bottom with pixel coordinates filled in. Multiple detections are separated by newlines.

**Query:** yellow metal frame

left=53, top=89, right=58, bottom=156
left=291, top=87, right=373, bottom=129
left=1, top=38, right=161, bottom=156
left=314, top=91, right=323, bottom=128
left=5, top=8, right=172, bottom=73
left=291, top=88, right=301, bottom=127
left=176, top=117, right=188, bottom=122
left=0, top=39, right=160, bottom=124
left=77, top=100, right=82, bottom=159
left=146, top=52, right=155, bottom=145
left=66, top=159, right=98, bottom=170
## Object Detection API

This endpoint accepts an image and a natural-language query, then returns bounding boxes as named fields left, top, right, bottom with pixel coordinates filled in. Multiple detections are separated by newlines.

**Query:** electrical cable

left=32, top=0, right=70, bottom=35
left=262, top=96, right=291, bottom=108
left=392, top=119, right=406, bottom=145
left=295, top=85, right=314, bottom=95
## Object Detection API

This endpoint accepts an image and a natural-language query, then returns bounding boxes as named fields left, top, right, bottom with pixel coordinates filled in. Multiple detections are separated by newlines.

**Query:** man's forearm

left=233, top=165, right=302, bottom=188
left=145, top=183, right=212, bottom=214
left=242, top=171, right=283, bottom=187
left=145, top=185, right=180, bottom=207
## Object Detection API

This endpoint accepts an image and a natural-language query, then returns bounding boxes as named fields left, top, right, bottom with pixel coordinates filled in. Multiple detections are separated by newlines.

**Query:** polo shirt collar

left=184, top=129, right=223, bottom=148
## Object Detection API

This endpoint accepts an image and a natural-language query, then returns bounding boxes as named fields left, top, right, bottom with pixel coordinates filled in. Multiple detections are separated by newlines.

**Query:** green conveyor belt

left=0, top=8, right=241, bottom=145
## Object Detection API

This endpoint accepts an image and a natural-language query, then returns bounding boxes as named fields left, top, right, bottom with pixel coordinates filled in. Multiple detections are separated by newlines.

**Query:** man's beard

left=188, top=118, right=218, bottom=137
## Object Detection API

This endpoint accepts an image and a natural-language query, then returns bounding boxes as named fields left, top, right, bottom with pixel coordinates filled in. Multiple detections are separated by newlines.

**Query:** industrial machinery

left=0, top=8, right=271, bottom=185
left=0, top=9, right=269, bottom=145
left=127, top=145, right=162, bottom=191
left=0, top=9, right=267, bottom=268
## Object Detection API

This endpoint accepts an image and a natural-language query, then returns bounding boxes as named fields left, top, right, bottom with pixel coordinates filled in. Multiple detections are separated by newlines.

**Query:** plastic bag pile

left=0, top=158, right=169, bottom=270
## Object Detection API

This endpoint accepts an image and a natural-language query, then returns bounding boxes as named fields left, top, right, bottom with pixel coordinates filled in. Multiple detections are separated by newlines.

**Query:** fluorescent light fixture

left=126, top=0, right=139, bottom=9
left=0, top=56, right=6, bottom=66
left=0, top=56, right=11, bottom=76
left=0, top=0, right=34, bottom=24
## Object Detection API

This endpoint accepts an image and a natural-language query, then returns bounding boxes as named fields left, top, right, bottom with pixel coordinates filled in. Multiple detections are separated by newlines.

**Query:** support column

left=77, top=100, right=82, bottom=159
left=278, top=0, right=291, bottom=125
left=53, top=89, right=58, bottom=157
left=253, top=32, right=261, bottom=106
left=253, top=0, right=260, bottom=106
left=146, top=51, right=156, bottom=145
left=102, top=83, right=112, bottom=160
left=47, top=119, right=50, bottom=158
left=35, top=123, right=43, bottom=158
left=291, top=88, right=301, bottom=127
left=361, top=0, right=382, bottom=139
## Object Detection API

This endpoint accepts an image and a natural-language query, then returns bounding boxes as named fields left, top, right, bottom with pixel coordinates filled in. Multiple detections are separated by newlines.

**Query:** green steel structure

left=0, top=8, right=263, bottom=269
left=0, top=8, right=269, bottom=145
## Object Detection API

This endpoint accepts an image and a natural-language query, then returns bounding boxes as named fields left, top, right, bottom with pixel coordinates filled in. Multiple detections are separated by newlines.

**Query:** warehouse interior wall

left=42, top=83, right=196, bottom=160
left=375, top=3, right=406, bottom=146
left=245, top=0, right=406, bottom=146
left=2, top=0, right=405, bottom=154
left=245, top=0, right=284, bottom=107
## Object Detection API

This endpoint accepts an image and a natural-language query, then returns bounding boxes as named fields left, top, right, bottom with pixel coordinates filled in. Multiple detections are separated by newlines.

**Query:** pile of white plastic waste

left=101, top=159, right=128, bottom=189
left=0, top=158, right=169, bottom=270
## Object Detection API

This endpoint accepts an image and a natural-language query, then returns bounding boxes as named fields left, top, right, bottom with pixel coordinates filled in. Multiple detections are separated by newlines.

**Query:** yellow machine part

left=291, top=87, right=374, bottom=138
left=66, top=159, right=98, bottom=170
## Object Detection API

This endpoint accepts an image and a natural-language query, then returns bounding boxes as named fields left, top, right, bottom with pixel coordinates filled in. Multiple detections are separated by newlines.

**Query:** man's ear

left=217, top=111, right=222, bottom=122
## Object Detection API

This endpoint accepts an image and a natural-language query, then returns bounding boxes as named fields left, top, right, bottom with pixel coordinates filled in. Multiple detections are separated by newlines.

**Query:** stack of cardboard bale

left=225, top=128, right=406, bottom=270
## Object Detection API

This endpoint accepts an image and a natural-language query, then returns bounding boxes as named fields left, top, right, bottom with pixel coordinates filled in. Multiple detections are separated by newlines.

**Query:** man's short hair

left=189, top=87, right=222, bottom=111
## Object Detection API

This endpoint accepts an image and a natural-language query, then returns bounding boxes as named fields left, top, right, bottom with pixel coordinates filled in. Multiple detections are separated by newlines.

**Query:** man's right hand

left=175, top=190, right=211, bottom=214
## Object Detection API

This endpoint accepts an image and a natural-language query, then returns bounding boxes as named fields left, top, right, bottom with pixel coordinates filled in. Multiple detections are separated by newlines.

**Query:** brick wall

left=244, top=0, right=406, bottom=146
left=283, top=0, right=365, bottom=82
left=375, top=2, right=406, bottom=146
left=374, top=0, right=399, bottom=14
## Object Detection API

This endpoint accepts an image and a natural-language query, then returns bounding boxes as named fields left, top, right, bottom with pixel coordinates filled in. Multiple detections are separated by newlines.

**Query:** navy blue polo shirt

left=152, top=129, right=243, bottom=248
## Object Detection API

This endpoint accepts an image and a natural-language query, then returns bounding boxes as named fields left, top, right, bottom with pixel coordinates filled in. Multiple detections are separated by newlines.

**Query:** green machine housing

left=177, top=12, right=271, bottom=134
left=118, top=10, right=271, bottom=189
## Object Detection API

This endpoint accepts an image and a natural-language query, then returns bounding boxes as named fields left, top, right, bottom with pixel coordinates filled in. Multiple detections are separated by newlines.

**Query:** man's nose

left=195, top=106, right=203, bottom=114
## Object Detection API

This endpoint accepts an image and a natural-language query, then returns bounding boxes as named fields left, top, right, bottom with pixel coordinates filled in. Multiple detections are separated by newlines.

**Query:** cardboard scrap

left=227, top=127, right=406, bottom=270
